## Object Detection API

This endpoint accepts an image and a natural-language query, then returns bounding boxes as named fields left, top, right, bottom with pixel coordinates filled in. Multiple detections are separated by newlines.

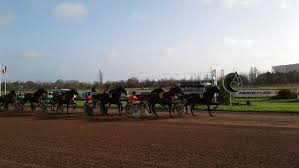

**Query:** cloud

left=224, top=37, right=238, bottom=46
left=53, top=2, right=87, bottom=20
left=224, top=37, right=255, bottom=48
left=202, top=0, right=214, bottom=6
left=0, top=14, right=15, bottom=26
left=203, top=0, right=253, bottom=8
left=21, top=50, right=43, bottom=59
left=222, top=0, right=239, bottom=8
left=280, top=1, right=290, bottom=9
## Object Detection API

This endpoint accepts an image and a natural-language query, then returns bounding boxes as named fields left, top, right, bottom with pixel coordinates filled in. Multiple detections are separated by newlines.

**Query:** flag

left=2, top=66, right=7, bottom=74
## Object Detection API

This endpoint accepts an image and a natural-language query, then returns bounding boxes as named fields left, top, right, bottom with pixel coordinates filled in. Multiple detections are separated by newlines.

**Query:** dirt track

left=0, top=110, right=298, bottom=168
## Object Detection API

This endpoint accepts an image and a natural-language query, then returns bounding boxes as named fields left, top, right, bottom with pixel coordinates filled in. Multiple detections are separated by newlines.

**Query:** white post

left=214, top=69, right=217, bottom=103
left=4, top=72, right=6, bottom=95
left=0, top=64, right=2, bottom=96
left=230, top=93, right=232, bottom=106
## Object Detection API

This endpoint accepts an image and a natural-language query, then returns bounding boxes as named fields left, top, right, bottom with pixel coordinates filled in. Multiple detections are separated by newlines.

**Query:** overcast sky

left=1, top=0, right=299, bottom=82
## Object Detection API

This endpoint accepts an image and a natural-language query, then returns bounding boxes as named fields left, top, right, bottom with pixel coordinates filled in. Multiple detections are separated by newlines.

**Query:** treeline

left=5, top=77, right=215, bottom=91
left=236, top=71, right=299, bottom=85
left=5, top=71, right=299, bottom=91
left=256, top=71, right=299, bottom=84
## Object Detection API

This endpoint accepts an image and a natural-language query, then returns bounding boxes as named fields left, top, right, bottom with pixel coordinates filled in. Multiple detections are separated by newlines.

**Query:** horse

left=51, top=89, right=78, bottom=114
left=0, top=90, right=17, bottom=110
left=105, top=86, right=127, bottom=116
left=92, top=92, right=110, bottom=115
left=148, top=86, right=184, bottom=118
left=183, top=85, right=220, bottom=117
left=19, top=88, right=48, bottom=112
left=136, top=87, right=165, bottom=102
left=133, top=87, right=165, bottom=114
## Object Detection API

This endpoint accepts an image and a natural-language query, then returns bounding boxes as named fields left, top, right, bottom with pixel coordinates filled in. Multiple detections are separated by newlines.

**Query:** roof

left=178, top=82, right=205, bottom=88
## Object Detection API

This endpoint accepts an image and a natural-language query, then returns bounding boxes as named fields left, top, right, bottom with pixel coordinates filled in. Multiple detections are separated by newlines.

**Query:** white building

left=272, top=63, right=299, bottom=73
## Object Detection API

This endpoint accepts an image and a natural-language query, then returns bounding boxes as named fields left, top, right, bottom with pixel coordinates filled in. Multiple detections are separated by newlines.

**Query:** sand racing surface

left=0, top=110, right=298, bottom=168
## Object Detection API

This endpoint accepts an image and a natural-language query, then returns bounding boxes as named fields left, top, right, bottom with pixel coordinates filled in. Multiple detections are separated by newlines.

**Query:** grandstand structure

left=272, top=63, right=299, bottom=73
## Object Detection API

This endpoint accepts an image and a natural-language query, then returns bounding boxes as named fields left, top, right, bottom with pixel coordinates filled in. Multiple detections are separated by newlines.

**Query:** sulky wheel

left=31, top=103, right=36, bottom=112
left=174, top=102, right=184, bottom=117
left=132, top=105, right=141, bottom=119
left=41, top=100, right=48, bottom=113
left=57, top=104, right=64, bottom=113
left=14, top=101, right=22, bottom=112
left=84, top=103, right=93, bottom=116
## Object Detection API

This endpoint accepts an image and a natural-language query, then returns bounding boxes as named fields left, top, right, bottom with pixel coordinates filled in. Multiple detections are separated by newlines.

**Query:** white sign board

left=236, top=90, right=278, bottom=97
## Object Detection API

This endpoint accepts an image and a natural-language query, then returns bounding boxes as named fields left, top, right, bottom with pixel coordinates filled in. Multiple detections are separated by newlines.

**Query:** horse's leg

left=51, top=102, right=54, bottom=111
left=66, top=104, right=69, bottom=115
left=20, top=102, right=24, bottom=112
left=30, top=102, right=34, bottom=112
left=191, top=104, right=196, bottom=116
left=120, top=103, right=123, bottom=111
left=207, top=104, right=214, bottom=117
left=101, top=103, right=108, bottom=116
left=151, top=104, right=158, bottom=117
left=118, top=103, right=121, bottom=116
left=169, top=105, right=173, bottom=118
left=4, top=103, right=8, bottom=111
left=104, top=103, right=109, bottom=115
left=73, top=102, right=76, bottom=110
left=56, top=103, right=60, bottom=113
left=185, top=104, right=189, bottom=115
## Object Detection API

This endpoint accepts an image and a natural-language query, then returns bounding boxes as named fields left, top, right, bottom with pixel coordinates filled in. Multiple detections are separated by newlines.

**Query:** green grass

left=75, top=98, right=299, bottom=113
left=240, top=84, right=299, bottom=90
left=19, top=98, right=299, bottom=113
left=205, top=98, right=299, bottom=113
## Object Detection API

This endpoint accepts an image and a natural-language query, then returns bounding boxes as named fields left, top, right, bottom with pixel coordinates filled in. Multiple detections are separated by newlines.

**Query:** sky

left=1, top=0, right=299, bottom=82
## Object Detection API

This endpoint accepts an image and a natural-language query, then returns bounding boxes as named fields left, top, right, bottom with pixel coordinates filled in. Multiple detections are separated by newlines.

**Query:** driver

left=86, top=92, right=93, bottom=104
left=129, top=91, right=138, bottom=104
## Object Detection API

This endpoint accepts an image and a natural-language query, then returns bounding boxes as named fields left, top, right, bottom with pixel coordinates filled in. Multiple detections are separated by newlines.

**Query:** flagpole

left=4, top=68, right=6, bottom=95
left=0, top=64, right=2, bottom=96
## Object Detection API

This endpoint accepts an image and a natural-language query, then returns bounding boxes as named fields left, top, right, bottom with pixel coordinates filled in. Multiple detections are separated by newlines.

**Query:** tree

left=239, top=74, right=249, bottom=85
left=98, top=69, right=103, bottom=84
left=249, top=67, right=258, bottom=83
left=55, top=79, right=64, bottom=89
left=127, top=77, right=139, bottom=88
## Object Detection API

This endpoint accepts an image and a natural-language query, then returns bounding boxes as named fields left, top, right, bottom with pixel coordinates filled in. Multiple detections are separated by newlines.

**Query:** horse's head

left=36, top=88, right=48, bottom=94
left=206, top=85, right=221, bottom=96
left=116, top=86, right=127, bottom=95
left=151, top=87, right=164, bottom=94
left=70, top=89, right=79, bottom=95
left=170, top=85, right=184, bottom=96
left=35, top=88, right=48, bottom=100
left=9, top=90, right=17, bottom=97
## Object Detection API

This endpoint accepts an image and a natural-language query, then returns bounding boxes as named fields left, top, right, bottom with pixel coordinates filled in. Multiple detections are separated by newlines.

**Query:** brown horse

left=106, top=86, right=127, bottom=116
left=183, top=85, right=220, bottom=117
left=0, top=90, right=17, bottom=110
left=51, top=89, right=78, bottom=114
left=148, top=86, right=184, bottom=118
left=19, top=88, right=48, bottom=112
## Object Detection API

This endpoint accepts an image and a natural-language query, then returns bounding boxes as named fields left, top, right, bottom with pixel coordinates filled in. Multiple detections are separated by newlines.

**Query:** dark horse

left=183, top=85, right=220, bottom=117
left=134, top=87, right=165, bottom=115
left=93, top=86, right=127, bottom=116
left=0, top=90, right=17, bottom=110
left=148, top=86, right=184, bottom=118
left=51, top=89, right=78, bottom=114
left=136, top=87, right=165, bottom=102
left=106, top=86, right=127, bottom=116
left=92, top=92, right=110, bottom=115
left=19, top=88, right=48, bottom=112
